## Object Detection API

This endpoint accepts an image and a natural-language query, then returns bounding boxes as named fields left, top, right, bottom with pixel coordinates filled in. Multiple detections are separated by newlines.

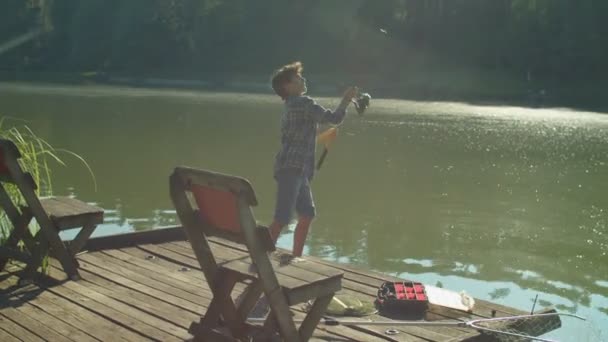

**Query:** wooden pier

left=0, top=227, right=546, bottom=341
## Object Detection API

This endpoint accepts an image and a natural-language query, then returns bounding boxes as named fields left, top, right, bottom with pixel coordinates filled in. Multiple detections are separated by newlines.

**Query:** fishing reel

left=352, top=92, right=371, bottom=116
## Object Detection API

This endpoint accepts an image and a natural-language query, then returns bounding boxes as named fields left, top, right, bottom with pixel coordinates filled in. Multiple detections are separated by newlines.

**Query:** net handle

left=467, top=312, right=586, bottom=342
left=248, top=312, right=585, bottom=326
left=247, top=312, right=585, bottom=341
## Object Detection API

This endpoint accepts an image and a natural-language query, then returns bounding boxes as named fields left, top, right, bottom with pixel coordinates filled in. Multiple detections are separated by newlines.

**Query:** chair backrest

left=0, top=139, right=38, bottom=189
left=170, top=166, right=277, bottom=283
left=170, top=166, right=259, bottom=244
left=0, top=139, right=46, bottom=224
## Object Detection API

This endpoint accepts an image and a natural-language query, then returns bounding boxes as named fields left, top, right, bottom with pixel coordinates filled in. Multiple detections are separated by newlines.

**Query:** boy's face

left=285, top=74, right=307, bottom=96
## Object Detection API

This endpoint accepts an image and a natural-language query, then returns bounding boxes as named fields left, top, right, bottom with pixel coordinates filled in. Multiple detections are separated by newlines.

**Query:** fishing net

left=469, top=312, right=599, bottom=342
left=471, top=312, right=562, bottom=341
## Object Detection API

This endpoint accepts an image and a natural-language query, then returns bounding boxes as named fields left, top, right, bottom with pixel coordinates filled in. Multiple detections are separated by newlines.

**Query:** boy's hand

left=317, top=127, right=338, bottom=146
left=342, top=86, right=359, bottom=102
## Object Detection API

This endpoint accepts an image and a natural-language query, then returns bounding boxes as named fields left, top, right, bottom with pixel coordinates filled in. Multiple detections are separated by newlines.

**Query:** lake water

left=1, top=83, right=606, bottom=340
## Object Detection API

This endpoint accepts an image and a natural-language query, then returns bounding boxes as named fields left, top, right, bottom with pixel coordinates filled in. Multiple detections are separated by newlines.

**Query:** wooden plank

left=47, top=276, right=190, bottom=340
left=0, top=326, right=20, bottom=342
left=140, top=243, right=317, bottom=300
left=24, top=290, right=134, bottom=341
left=49, top=258, right=198, bottom=330
left=139, top=242, right=219, bottom=267
left=292, top=310, right=392, bottom=342
left=169, top=240, right=379, bottom=297
left=44, top=284, right=182, bottom=342
left=40, top=197, right=103, bottom=230
left=118, top=246, right=213, bottom=289
left=74, top=255, right=205, bottom=314
left=143, top=242, right=341, bottom=293
left=42, top=197, right=103, bottom=216
left=84, top=251, right=211, bottom=301
left=1, top=306, right=73, bottom=342
left=14, top=303, right=99, bottom=342
left=0, top=312, right=45, bottom=342
left=100, top=249, right=212, bottom=295
left=80, top=226, right=186, bottom=252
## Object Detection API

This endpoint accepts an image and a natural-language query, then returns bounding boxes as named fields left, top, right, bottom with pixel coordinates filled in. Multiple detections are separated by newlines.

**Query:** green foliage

left=1, top=0, right=607, bottom=84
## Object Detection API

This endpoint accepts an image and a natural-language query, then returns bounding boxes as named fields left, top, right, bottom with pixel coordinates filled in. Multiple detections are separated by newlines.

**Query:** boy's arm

left=305, top=97, right=350, bottom=124
left=305, top=87, right=358, bottom=124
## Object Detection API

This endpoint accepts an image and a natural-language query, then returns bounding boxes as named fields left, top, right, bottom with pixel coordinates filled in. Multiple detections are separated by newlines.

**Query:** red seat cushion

left=191, top=185, right=241, bottom=233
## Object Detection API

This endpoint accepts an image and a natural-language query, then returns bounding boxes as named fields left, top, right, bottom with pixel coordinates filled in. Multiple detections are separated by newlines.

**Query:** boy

left=269, top=61, right=358, bottom=257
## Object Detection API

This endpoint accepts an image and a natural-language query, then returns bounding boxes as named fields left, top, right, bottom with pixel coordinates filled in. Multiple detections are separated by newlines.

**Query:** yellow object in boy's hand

left=317, top=127, right=338, bottom=147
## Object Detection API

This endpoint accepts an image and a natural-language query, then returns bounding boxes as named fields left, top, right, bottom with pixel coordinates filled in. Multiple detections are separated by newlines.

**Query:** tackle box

left=376, top=281, right=429, bottom=316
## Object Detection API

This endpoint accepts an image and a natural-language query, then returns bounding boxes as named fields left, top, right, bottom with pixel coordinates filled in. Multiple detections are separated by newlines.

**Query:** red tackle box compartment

left=376, top=281, right=429, bottom=317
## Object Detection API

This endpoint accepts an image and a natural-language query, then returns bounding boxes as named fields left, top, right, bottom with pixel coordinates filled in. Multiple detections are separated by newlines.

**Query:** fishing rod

left=248, top=312, right=585, bottom=342
left=316, top=92, right=372, bottom=170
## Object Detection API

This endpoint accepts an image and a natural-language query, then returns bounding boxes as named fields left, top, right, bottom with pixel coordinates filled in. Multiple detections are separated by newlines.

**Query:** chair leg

left=0, top=211, right=33, bottom=270
left=199, top=269, right=249, bottom=340
left=262, top=312, right=280, bottom=341
left=68, top=222, right=97, bottom=256
left=19, top=237, right=47, bottom=284
left=236, top=280, right=264, bottom=321
left=265, top=288, right=301, bottom=342
left=0, top=227, right=23, bottom=270
left=189, top=324, right=240, bottom=342
left=298, top=294, right=333, bottom=342
left=38, top=223, right=80, bottom=280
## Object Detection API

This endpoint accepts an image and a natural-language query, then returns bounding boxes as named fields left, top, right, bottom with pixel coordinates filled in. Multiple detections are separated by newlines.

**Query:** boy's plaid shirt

left=274, top=95, right=348, bottom=179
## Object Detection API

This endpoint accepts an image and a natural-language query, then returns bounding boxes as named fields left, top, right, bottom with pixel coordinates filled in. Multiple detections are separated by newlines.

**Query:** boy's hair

left=271, top=61, right=303, bottom=100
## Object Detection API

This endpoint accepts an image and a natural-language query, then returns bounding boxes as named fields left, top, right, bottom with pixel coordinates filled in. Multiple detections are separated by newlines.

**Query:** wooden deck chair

left=0, top=139, right=103, bottom=281
left=170, top=166, right=343, bottom=342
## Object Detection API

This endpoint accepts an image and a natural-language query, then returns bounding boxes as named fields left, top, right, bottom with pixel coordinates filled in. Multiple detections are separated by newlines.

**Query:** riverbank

left=1, top=69, right=606, bottom=112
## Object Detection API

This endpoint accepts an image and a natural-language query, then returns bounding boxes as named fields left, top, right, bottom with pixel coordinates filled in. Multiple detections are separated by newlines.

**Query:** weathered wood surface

left=39, top=197, right=104, bottom=230
left=0, top=230, right=541, bottom=341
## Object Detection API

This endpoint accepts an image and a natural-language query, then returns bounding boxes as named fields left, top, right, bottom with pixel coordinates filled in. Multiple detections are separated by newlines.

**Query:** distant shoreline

left=1, top=70, right=606, bottom=112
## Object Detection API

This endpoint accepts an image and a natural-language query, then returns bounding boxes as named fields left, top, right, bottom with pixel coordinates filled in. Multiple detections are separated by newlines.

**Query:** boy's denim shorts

left=274, top=168, right=316, bottom=225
